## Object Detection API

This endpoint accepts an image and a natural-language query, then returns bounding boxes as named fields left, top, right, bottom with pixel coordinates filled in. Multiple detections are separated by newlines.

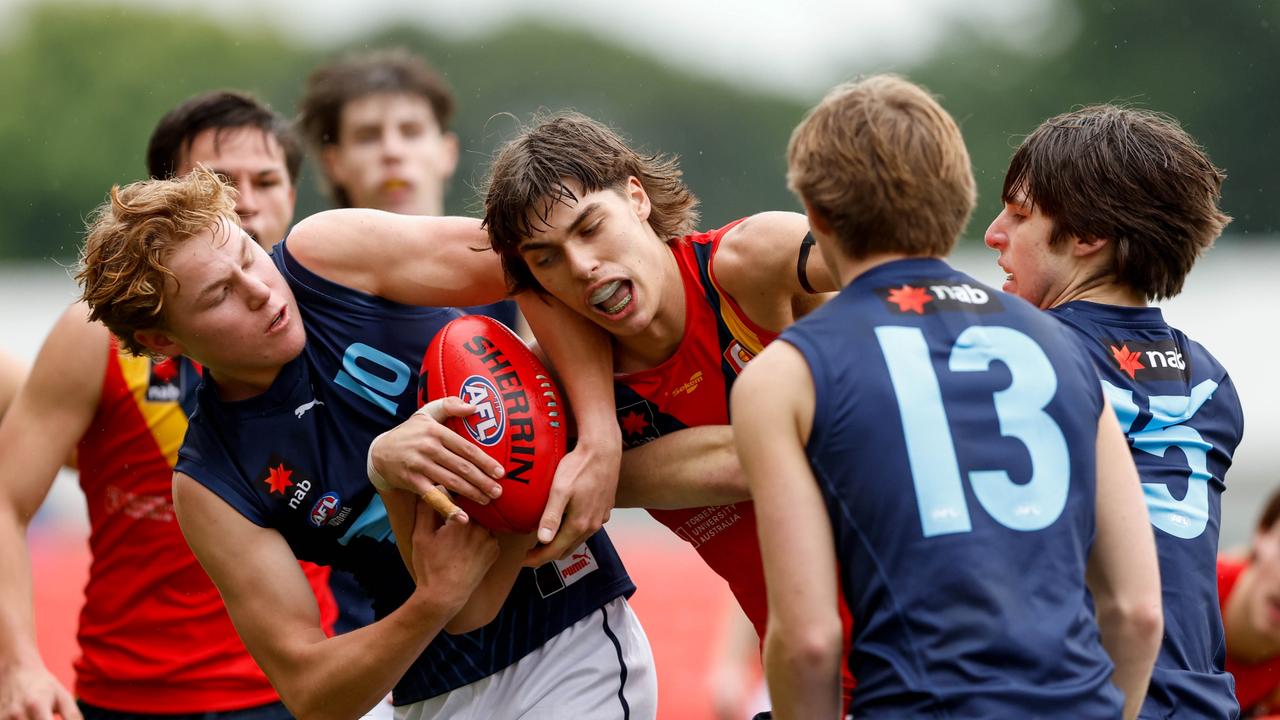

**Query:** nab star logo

left=146, top=357, right=182, bottom=402
left=621, top=410, right=650, bottom=437
left=879, top=280, right=1000, bottom=315
left=152, top=359, right=178, bottom=383
left=459, top=375, right=505, bottom=446
left=1110, top=344, right=1145, bottom=380
left=1104, top=338, right=1189, bottom=382
left=264, top=464, right=294, bottom=495
left=886, top=284, right=934, bottom=314
left=616, top=399, right=661, bottom=448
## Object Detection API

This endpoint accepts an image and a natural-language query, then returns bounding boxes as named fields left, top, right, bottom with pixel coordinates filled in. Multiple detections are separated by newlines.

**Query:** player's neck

left=836, top=252, right=914, bottom=286
left=1055, top=282, right=1146, bottom=309
left=1225, top=563, right=1280, bottom=662
left=208, top=363, right=287, bottom=402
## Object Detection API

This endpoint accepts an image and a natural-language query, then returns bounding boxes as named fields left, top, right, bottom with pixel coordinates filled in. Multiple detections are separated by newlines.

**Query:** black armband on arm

left=797, top=232, right=819, bottom=294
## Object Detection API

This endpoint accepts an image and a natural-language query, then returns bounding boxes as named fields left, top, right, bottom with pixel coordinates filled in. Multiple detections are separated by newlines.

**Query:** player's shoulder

left=707, top=213, right=815, bottom=331
left=27, top=302, right=111, bottom=398
left=717, top=211, right=807, bottom=257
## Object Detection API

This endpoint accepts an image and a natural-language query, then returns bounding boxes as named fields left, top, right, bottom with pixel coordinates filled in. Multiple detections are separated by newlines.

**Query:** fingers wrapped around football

left=420, top=315, right=566, bottom=533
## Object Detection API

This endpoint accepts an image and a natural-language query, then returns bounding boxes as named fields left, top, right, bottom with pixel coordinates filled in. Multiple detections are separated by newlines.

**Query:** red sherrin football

left=420, top=315, right=566, bottom=533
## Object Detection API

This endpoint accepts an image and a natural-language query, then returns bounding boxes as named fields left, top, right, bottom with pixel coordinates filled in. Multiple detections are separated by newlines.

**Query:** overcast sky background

left=0, top=0, right=1061, bottom=96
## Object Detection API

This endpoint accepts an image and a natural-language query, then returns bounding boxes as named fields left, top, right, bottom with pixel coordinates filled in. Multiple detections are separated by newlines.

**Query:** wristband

left=366, top=432, right=392, bottom=492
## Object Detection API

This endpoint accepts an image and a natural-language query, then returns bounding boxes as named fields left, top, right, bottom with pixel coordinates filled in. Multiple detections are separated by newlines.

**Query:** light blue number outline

left=875, top=325, right=1069, bottom=537
left=1102, top=379, right=1216, bottom=539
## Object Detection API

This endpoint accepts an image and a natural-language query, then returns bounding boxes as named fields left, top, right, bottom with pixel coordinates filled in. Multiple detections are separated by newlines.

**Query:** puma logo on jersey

left=533, top=544, right=599, bottom=598
left=294, top=399, right=325, bottom=419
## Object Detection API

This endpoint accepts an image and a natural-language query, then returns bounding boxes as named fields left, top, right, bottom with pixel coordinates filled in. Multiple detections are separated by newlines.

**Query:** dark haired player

left=482, top=111, right=860, bottom=709
left=986, top=104, right=1244, bottom=719
left=297, top=48, right=518, bottom=336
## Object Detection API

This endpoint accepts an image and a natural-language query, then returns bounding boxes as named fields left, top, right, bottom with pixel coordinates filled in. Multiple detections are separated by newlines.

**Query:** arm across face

left=517, top=294, right=623, bottom=566
left=284, top=209, right=508, bottom=308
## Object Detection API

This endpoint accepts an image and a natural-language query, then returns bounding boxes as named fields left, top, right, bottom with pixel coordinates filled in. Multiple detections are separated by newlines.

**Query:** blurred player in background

left=985, top=105, right=1243, bottom=719
left=297, top=47, right=519, bottom=332
left=75, top=167, right=652, bottom=719
left=734, top=75, right=1162, bottom=719
left=483, top=111, right=858, bottom=711
left=1220, top=485, right=1280, bottom=718
left=0, top=91, right=336, bottom=720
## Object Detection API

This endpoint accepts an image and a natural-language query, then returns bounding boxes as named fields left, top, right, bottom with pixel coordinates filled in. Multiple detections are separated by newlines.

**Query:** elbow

left=766, top=617, right=843, bottom=672
left=1100, top=593, right=1164, bottom=651
left=1130, top=598, right=1164, bottom=651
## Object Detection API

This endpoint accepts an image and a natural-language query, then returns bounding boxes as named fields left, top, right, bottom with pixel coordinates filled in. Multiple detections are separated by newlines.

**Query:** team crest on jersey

left=146, top=358, right=182, bottom=403
left=309, top=492, right=341, bottom=527
left=1103, top=338, right=1191, bottom=382
left=878, top=281, right=1002, bottom=315
left=617, top=399, right=661, bottom=448
left=723, top=341, right=755, bottom=375
left=458, top=375, right=505, bottom=446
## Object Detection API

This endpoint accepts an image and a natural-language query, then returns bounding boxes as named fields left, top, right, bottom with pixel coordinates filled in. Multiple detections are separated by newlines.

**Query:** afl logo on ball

left=309, top=492, right=340, bottom=527
left=459, top=375, right=505, bottom=446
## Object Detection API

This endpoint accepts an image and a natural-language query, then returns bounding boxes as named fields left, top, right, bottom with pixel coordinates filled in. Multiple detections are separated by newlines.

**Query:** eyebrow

left=208, top=165, right=284, bottom=179
left=518, top=202, right=603, bottom=252
left=194, top=234, right=250, bottom=302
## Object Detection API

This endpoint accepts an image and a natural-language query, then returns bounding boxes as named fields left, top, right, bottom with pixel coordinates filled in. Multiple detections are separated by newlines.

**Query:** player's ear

left=133, top=329, right=184, bottom=359
left=624, top=176, right=651, bottom=224
left=1072, top=233, right=1109, bottom=258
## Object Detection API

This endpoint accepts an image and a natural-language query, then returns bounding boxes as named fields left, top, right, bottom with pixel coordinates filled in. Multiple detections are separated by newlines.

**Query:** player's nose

left=983, top=215, right=1007, bottom=250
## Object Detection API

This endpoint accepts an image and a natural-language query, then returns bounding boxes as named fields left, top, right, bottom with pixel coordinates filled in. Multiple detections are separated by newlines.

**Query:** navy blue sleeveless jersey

left=461, top=300, right=520, bottom=331
left=780, top=258, right=1124, bottom=718
left=1049, top=301, right=1243, bottom=720
left=176, top=241, right=634, bottom=705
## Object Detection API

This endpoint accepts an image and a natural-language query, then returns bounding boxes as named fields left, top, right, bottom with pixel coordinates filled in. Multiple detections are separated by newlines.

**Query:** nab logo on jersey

left=459, top=375, right=505, bottom=446
left=879, top=280, right=1002, bottom=315
left=309, top=492, right=341, bottom=527
left=146, top=358, right=182, bottom=403
left=617, top=400, right=661, bottom=448
left=1105, top=339, right=1191, bottom=382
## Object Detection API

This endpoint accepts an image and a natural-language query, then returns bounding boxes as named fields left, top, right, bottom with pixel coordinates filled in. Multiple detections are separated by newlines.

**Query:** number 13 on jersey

left=876, top=325, right=1070, bottom=538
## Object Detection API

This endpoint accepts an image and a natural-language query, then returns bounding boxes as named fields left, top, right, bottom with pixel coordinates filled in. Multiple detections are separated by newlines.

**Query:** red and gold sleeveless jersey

left=614, top=222, right=855, bottom=703
left=74, top=338, right=337, bottom=712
